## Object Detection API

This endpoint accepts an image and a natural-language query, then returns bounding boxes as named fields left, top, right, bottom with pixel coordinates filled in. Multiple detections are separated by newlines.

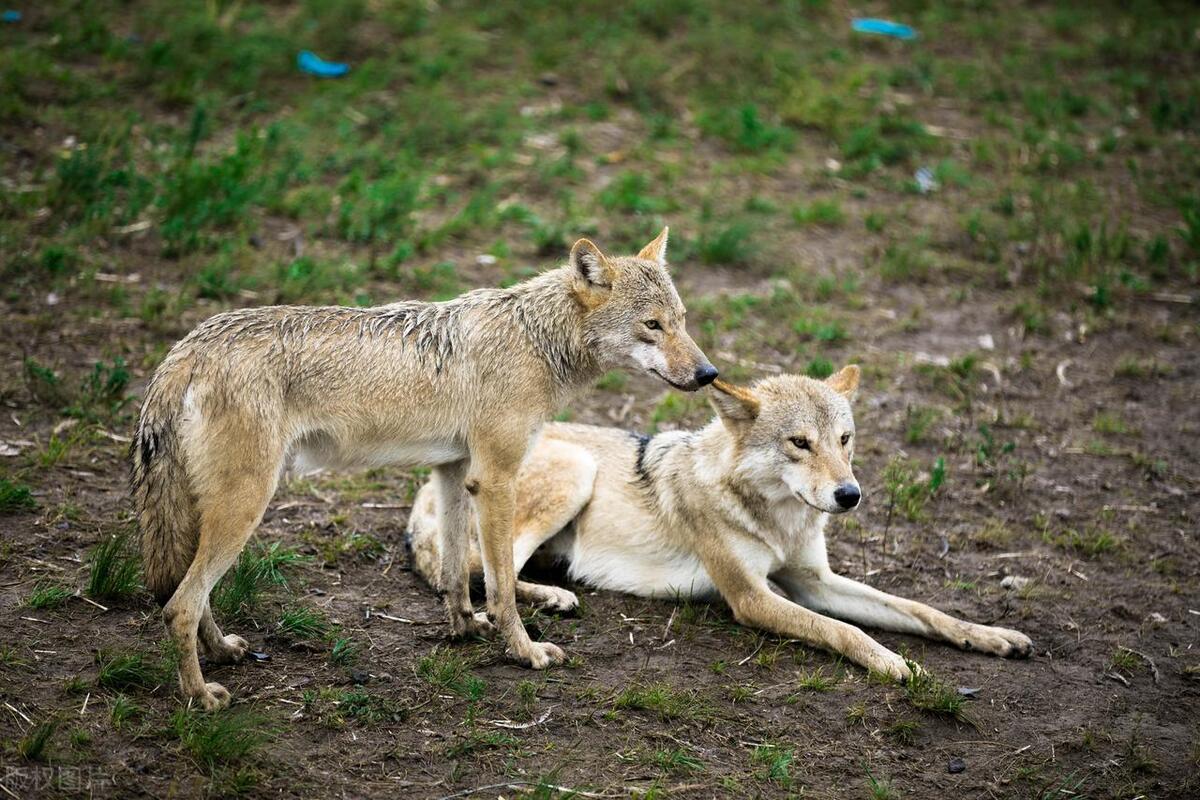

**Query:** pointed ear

left=570, top=238, right=615, bottom=288
left=825, top=364, right=860, bottom=399
left=709, top=378, right=760, bottom=424
left=637, top=226, right=669, bottom=265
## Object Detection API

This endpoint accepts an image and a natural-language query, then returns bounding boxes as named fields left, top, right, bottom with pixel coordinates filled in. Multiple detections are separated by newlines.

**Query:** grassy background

left=1, top=1, right=1198, bottom=798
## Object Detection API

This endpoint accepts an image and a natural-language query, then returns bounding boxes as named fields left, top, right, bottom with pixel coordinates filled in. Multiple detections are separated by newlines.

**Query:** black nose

left=834, top=484, right=861, bottom=509
left=694, top=364, right=719, bottom=387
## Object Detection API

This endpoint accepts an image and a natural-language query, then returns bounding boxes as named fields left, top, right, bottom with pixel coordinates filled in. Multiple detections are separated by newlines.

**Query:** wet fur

left=132, top=229, right=714, bottom=709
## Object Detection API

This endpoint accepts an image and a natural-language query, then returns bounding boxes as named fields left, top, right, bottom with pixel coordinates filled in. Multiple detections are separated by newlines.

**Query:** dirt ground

left=2, top=2, right=1199, bottom=798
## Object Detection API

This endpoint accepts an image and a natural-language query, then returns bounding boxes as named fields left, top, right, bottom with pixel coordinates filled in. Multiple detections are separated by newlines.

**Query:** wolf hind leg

left=198, top=602, right=250, bottom=664
left=435, top=460, right=494, bottom=639
left=510, top=439, right=597, bottom=612
left=165, top=441, right=280, bottom=711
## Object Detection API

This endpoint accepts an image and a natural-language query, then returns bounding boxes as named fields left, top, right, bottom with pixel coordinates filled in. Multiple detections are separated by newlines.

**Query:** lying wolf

left=408, top=366, right=1032, bottom=679
left=133, top=228, right=716, bottom=709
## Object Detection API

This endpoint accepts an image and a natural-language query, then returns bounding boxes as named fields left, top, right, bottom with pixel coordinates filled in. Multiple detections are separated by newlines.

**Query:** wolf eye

left=643, top=319, right=662, bottom=331
left=841, top=432, right=852, bottom=446
left=789, top=437, right=811, bottom=451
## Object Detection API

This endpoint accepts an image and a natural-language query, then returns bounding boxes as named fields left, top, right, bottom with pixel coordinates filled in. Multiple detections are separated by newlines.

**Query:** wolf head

left=710, top=367, right=861, bottom=514
left=570, top=228, right=717, bottom=391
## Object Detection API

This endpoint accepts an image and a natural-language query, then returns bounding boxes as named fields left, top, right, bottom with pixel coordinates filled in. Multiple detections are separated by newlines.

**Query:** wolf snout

left=694, top=363, right=719, bottom=387
left=833, top=483, right=861, bottom=510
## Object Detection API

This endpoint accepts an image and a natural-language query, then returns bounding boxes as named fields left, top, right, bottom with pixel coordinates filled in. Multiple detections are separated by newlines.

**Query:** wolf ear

left=825, top=364, right=860, bottom=399
left=637, top=226, right=669, bottom=265
left=709, top=378, right=760, bottom=425
left=570, top=238, right=616, bottom=289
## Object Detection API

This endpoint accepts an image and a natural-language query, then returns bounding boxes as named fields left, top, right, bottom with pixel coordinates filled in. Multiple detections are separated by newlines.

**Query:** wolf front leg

left=779, top=568, right=1033, bottom=659
left=702, top=544, right=911, bottom=680
left=467, top=442, right=565, bottom=669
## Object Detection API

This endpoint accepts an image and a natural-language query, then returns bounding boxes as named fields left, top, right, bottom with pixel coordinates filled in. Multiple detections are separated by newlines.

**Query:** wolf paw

left=534, top=586, right=579, bottom=613
left=865, top=647, right=913, bottom=682
left=518, top=640, right=565, bottom=670
left=450, top=611, right=496, bottom=640
left=963, top=625, right=1033, bottom=658
left=207, top=634, right=250, bottom=665
left=196, top=682, right=232, bottom=711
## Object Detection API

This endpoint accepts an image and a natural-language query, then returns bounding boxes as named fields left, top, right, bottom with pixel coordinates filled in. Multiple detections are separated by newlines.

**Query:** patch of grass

left=303, top=529, right=385, bottom=567
left=1114, top=356, right=1171, bottom=379
left=881, top=456, right=945, bottom=532
left=67, top=357, right=132, bottom=422
left=596, top=370, right=628, bottom=392
left=880, top=240, right=937, bottom=283
left=1093, top=412, right=1131, bottom=435
left=904, top=662, right=969, bottom=723
left=23, top=357, right=68, bottom=408
left=27, top=581, right=72, bottom=609
left=110, top=694, right=142, bottom=730
left=18, top=719, right=56, bottom=761
left=599, top=171, right=668, bottom=215
left=1048, top=527, right=1120, bottom=557
left=903, top=406, right=940, bottom=445
left=865, top=768, right=899, bottom=800
left=515, top=679, right=538, bottom=721
left=696, top=221, right=755, bottom=265
left=0, top=478, right=37, bottom=514
left=651, top=747, right=704, bottom=775
left=96, top=648, right=170, bottom=692
left=171, top=706, right=272, bottom=771
left=805, top=357, right=835, bottom=379
left=329, top=637, right=360, bottom=667
left=212, top=541, right=307, bottom=619
left=86, top=530, right=140, bottom=601
left=793, top=312, right=848, bottom=343
left=613, top=682, right=701, bottom=721
left=1109, top=647, right=1143, bottom=674
left=885, top=717, right=921, bottom=745
left=750, top=744, right=794, bottom=787
left=446, top=729, right=519, bottom=758
left=792, top=198, right=845, bottom=227
left=276, top=605, right=332, bottom=642
left=650, top=391, right=707, bottom=430
left=793, top=667, right=838, bottom=693
left=417, top=647, right=486, bottom=701
left=700, top=104, right=792, bottom=154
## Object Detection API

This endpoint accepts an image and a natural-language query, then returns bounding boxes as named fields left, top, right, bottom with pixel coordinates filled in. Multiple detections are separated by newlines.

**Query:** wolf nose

left=834, top=484, right=861, bottom=509
left=694, top=364, right=719, bottom=387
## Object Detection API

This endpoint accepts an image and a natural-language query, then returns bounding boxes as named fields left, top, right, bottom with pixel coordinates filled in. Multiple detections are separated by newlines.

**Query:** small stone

left=956, top=687, right=980, bottom=699
left=349, top=669, right=370, bottom=685
left=948, top=757, right=966, bottom=774
left=476, top=254, right=498, bottom=266
left=1147, top=612, right=1168, bottom=624
left=538, top=72, right=559, bottom=86
left=977, top=334, right=995, bottom=350
left=1000, top=575, right=1030, bottom=590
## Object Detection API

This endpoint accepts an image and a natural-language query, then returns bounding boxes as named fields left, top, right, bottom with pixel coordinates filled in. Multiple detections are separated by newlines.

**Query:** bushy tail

left=131, top=366, right=199, bottom=605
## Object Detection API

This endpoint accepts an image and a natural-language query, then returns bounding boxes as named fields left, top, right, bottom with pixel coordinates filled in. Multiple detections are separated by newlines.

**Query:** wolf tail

left=131, top=361, right=199, bottom=606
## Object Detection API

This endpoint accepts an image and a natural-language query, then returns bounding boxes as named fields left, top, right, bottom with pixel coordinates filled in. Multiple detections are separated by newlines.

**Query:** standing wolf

left=408, top=367, right=1033, bottom=679
left=132, top=228, right=716, bottom=709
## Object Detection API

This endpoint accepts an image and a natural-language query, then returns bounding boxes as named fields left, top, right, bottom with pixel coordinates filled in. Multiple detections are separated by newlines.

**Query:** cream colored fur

left=408, top=367, right=1033, bottom=680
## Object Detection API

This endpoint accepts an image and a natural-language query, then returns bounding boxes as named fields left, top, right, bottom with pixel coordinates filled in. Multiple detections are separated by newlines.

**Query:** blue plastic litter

left=915, top=167, right=938, bottom=194
left=297, top=50, right=349, bottom=78
left=2, top=10, right=22, bottom=23
left=851, top=18, right=917, bottom=40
